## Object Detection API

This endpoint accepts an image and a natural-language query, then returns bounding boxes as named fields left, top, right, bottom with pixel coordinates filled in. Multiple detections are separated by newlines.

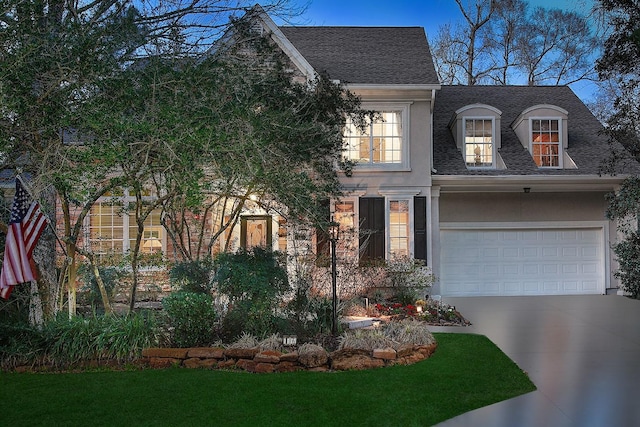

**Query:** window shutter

left=414, top=196, right=427, bottom=261
left=359, top=197, right=385, bottom=262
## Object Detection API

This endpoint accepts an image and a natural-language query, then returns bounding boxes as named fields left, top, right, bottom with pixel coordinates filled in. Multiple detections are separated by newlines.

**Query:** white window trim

left=463, top=116, right=496, bottom=170
left=529, top=117, right=564, bottom=169
left=85, top=189, right=166, bottom=254
left=385, top=196, right=414, bottom=259
left=345, top=102, right=411, bottom=172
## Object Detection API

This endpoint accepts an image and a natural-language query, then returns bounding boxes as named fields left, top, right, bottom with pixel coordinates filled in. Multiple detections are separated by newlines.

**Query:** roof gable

left=279, top=26, right=439, bottom=85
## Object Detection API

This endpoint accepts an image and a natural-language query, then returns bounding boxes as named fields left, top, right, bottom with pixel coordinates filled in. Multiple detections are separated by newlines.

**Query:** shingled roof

left=279, top=26, right=439, bottom=85
left=433, top=85, right=640, bottom=176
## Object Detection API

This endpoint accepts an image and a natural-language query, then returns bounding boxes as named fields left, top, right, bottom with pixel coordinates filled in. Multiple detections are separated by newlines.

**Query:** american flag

left=0, top=179, right=49, bottom=299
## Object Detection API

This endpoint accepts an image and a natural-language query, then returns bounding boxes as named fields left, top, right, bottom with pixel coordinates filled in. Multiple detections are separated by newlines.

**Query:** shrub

left=215, top=248, right=290, bottom=338
left=612, top=231, right=640, bottom=298
left=42, top=312, right=160, bottom=368
left=0, top=322, right=46, bottom=370
left=338, top=319, right=435, bottom=351
left=161, top=292, right=216, bottom=347
left=169, top=260, right=214, bottom=294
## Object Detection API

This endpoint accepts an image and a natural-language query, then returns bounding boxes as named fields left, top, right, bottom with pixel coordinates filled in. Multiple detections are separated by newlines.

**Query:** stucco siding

left=439, top=192, right=608, bottom=223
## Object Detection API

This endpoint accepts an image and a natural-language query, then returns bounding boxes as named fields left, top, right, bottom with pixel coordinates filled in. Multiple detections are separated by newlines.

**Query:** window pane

left=89, top=203, right=124, bottom=254
left=134, top=209, right=164, bottom=253
left=465, top=119, right=493, bottom=167
left=343, top=111, right=403, bottom=165
left=531, top=119, right=560, bottom=167
left=389, top=200, right=409, bottom=257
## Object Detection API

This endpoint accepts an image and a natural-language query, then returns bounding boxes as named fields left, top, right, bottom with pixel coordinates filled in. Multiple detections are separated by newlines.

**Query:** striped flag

left=0, top=179, right=49, bottom=299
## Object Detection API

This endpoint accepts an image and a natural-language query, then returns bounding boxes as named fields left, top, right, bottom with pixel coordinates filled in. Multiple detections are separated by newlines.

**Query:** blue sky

left=274, top=0, right=599, bottom=101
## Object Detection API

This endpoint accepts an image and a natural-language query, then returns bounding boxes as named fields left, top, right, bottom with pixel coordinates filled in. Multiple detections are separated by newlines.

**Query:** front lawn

left=0, top=333, right=535, bottom=426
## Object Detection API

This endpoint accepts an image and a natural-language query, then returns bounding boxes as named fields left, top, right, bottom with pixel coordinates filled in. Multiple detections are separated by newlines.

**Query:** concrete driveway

left=428, top=295, right=640, bottom=427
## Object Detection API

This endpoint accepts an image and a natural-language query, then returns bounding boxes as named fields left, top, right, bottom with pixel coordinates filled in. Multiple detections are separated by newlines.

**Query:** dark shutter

left=359, top=197, right=385, bottom=262
left=414, top=196, right=427, bottom=261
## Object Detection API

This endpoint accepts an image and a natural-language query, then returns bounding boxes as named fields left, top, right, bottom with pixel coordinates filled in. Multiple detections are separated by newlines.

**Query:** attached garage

left=440, top=223, right=607, bottom=296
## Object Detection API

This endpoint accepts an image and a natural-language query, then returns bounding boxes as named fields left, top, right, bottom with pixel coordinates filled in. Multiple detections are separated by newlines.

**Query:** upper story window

left=464, top=118, right=495, bottom=168
left=512, top=105, right=572, bottom=169
left=530, top=118, right=561, bottom=168
left=450, top=104, right=503, bottom=170
left=343, top=103, right=409, bottom=170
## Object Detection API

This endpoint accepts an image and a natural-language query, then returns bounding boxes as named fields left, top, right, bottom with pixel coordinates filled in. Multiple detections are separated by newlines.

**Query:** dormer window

left=512, top=105, right=574, bottom=169
left=531, top=118, right=561, bottom=168
left=449, top=104, right=504, bottom=170
left=343, top=103, right=409, bottom=170
left=464, top=118, right=495, bottom=168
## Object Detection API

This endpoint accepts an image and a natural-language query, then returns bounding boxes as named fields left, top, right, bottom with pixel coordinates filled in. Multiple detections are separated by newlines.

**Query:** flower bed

left=374, top=300, right=470, bottom=326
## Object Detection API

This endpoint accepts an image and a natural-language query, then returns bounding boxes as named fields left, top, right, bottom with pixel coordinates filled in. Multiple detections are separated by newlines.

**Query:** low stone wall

left=141, top=343, right=438, bottom=373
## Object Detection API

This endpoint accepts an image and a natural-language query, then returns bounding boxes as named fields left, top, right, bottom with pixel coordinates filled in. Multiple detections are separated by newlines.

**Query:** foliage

left=0, top=321, right=46, bottom=370
left=78, top=265, right=128, bottom=310
left=161, top=292, right=216, bottom=347
left=169, top=260, right=214, bottom=294
left=606, top=177, right=640, bottom=298
left=0, top=312, right=160, bottom=370
left=338, top=319, right=436, bottom=351
left=42, top=313, right=161, bottom=367
left=215, top=248, right=289, bottom=302
left=610, top=232, right=640, bottom=298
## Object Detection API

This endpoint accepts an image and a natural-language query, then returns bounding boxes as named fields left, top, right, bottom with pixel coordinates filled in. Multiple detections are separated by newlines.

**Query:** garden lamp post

left=328, top=220, right=340, bottom=335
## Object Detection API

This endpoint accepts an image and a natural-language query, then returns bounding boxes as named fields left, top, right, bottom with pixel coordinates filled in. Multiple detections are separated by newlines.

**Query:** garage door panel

left=441, top=227, right=605, bottom=296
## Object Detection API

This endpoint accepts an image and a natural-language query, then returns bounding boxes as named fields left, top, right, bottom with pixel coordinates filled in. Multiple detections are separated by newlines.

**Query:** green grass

left=0, top=333, right=535, bottom=426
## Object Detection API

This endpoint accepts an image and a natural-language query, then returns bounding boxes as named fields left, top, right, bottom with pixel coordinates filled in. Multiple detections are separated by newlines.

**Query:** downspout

left=430, top=89, right=437, bottom=173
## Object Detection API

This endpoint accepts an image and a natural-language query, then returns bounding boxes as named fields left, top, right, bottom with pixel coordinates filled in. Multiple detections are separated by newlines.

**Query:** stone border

left=141, top=343, right=438, bottom=373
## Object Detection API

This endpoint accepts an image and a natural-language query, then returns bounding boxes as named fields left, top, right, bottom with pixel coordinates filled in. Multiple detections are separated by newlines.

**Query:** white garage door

left=440, top=226, right=605, bottom=296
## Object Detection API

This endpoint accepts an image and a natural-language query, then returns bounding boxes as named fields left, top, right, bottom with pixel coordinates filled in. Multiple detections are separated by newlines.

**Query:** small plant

left=227, top=332, right=258, bottom=349
left=338, top=319, right=436, bottom=351
left=258, top=334, right=283, bottom=352
left=161, top=292, right=216, bottom=347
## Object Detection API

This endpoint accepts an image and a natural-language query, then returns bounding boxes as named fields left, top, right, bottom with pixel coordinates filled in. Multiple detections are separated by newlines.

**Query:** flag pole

left=16, top=174, right=67, bottom=257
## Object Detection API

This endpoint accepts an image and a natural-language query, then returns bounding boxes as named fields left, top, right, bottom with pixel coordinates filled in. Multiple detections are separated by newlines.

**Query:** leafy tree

left=0, top=1, right=301, bottom=317
left=597, top=1, right=640, bottom=298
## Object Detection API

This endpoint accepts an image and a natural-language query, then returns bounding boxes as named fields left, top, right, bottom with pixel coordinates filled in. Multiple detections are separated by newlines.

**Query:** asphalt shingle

left=279, top=26, right=439, bottom=85
left=433, top=85, right=640, bottom=176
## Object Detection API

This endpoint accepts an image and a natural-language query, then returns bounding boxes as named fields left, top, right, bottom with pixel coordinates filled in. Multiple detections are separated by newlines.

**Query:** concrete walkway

left=428, top=295, right=640, bottom=427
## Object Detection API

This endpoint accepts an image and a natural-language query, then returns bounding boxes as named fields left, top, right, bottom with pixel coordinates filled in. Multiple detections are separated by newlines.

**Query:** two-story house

left=80, top=7, right=639, bottom=298
left=244, top=9, right=638, bottom=297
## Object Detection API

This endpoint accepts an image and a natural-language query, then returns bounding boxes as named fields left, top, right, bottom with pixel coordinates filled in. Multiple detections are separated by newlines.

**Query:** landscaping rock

left=187, top=347, right=225, bottom=359
left=254, top=363, right=275, bottom=373
left=225, top=348, right=259, bottom=359
left=218, top=359, right=237, bottom=369
left=332, top=354, right=384, bottom=371
left=184, top=358, right=204, bottom=369
left=373, top=347, right=397, bottom=360
left=254, top=351, right=281, bottom=364
left=279, top=352, right=299, bottom=362
left=142, top=348, right=189, bottom=359
left=297, top=344, right=329, bottom=368
left=236, top=359, right=257, bottom=371
left=275, top=361, right=301, bottom=373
